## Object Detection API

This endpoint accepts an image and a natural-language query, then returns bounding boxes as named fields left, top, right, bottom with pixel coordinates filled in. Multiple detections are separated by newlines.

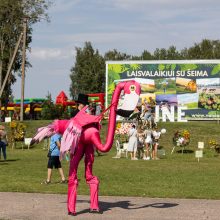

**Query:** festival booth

left=56, top=91, right=76, bottom=108
left=55, top=91, right=105, bottom=115
left=1, top=98, right=46, bottom=121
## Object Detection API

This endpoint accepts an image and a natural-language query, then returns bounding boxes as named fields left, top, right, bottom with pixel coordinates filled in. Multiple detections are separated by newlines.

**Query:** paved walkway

left=0, top=192, right=220, bottom=220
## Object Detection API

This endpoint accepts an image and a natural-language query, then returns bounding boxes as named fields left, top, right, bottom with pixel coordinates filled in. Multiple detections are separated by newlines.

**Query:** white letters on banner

left=155, top=106, right=188, bottom=122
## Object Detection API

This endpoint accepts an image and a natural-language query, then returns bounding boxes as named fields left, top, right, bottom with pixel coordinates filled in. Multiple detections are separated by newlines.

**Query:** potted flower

left=172, top=129, right=190, bottom=154
left=209, top=139, right=220, bottom=153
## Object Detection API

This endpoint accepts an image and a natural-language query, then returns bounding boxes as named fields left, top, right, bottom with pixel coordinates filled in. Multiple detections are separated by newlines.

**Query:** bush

left=41, top=100, right=71, bottom=120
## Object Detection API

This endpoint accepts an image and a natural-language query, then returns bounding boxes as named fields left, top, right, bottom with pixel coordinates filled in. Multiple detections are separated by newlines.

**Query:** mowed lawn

left=0, top=120, right=220, bottom=199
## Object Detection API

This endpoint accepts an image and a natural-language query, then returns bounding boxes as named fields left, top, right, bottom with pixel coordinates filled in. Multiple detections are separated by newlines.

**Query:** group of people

left=141, top=97, right=156, bottom=127
left=120, top=96, right=163, bottom=160
left=127, top=124, right=162, bottom=160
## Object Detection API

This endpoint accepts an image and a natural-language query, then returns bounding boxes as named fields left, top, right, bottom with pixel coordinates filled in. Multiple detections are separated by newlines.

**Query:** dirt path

left=0, top=192, right=220, bottom=220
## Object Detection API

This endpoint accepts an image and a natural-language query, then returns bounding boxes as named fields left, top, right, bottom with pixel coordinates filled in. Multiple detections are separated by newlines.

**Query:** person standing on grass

left=127, top=124, right=138, bottom=160
left=42, top=133, right=67, bottom=184
left=144, top=126, right=153, bottom=160
left=152, top=127, right=161, bottom=160
left=137, top=126, right=145, bottom=159
left=0, top=125, right=8, bottom=161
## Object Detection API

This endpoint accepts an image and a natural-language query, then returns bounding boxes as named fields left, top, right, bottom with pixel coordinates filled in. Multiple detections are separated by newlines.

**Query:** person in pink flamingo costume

left=30, top=80, right=141, bottom=216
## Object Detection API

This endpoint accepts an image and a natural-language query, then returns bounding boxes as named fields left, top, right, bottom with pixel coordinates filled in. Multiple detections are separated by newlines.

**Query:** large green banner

left=106, top=60, right=220, bottom=120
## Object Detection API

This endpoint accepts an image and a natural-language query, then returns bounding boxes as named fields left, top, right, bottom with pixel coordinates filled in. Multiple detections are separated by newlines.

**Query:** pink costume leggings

left=67, top=143, right=99, bottom=213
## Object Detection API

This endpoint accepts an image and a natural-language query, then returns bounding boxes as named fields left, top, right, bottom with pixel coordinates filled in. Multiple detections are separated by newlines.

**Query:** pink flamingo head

left=116, top=80, right=141, bottom=118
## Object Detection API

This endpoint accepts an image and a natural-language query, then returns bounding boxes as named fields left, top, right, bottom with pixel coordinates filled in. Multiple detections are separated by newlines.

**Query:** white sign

left=195, top=150, right=203, bottom=158
left=198, top=142, right=204, bottom=149
left=5, top=117, right=11, bottom=123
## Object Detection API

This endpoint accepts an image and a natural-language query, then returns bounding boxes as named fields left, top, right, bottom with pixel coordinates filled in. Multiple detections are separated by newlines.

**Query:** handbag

left=47, top=146, right=57, bottom=158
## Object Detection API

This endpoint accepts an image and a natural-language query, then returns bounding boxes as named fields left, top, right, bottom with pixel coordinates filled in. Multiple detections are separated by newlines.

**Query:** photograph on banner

left=197, top=78, right=220, bottom=94
left=176, top=77, right=197, bottom=94
left=138, top=78, right=155, bottom=93
left=197, top=78, right=220, bottom=111
left=177, top=93, right=199, bottom=109
left=140, top=93, right=156, bottom=104
left=156, top=94, right=177, bottom=108
left=155, top=78, right=176, bottom=95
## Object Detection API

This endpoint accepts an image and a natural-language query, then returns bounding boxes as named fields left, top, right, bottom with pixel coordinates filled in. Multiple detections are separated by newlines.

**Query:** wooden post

left=0, top=60, right=2, bottom=119
left=20, top=18, right=27, bottom=121
left=0, top=33, right=23, bottom=98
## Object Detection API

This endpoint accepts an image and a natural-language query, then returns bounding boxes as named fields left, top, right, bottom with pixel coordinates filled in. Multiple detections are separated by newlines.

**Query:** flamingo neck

left=102, top=82, right=126, bottom=151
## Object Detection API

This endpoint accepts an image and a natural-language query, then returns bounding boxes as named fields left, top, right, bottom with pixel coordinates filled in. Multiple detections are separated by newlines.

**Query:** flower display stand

left=171, top=130, right=190, bottom=154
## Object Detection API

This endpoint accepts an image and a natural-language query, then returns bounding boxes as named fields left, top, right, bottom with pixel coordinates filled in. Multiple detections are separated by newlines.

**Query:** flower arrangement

left=209, top=139, right=220, bottom=153
left=182, top=129, right=190, bottom=140
left=115, top=122, right=132, bottom=135
left=209, top=139, right=217, bottom=147
left=10, top=121, right=17, bottom=128
left=115, top=122, right=132, bottom=144
left=10, top=121, right=26, bottom=141
left=173, top=129, right=190, bottom=147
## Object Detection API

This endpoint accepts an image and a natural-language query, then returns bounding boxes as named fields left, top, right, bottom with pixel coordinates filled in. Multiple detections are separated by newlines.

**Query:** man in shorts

left=42, top=133, right=67, bottom=184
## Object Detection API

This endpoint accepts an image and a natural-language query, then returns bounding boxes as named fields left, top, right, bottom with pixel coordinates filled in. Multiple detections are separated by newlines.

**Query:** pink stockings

left=67, top=143, right=99, bottom=213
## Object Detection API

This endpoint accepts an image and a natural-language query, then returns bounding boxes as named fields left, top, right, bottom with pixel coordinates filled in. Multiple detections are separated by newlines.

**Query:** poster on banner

left=106, top=60, right=220, bottom=120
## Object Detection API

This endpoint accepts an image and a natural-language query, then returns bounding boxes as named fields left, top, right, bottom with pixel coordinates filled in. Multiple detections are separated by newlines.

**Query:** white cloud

left=29, top=47, right=75, bottom=60
left=109, top=0, right=220, bottom=10
left=50, top=0, right=81, bottom=13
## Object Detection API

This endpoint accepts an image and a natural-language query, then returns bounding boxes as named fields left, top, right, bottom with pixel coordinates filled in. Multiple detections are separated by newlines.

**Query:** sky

left=12, top=0, right=220, bottom=101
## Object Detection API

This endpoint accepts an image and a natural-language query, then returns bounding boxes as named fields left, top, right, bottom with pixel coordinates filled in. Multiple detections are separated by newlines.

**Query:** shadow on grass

left=0, top=159, right=20, bottom=162
left=176, top=149, right=194, bottom=154
left=94, top=153, right=107, bottom=157
left=0, top=159, right=20, bottom=165
left=75, top=199, right=179, bottom=215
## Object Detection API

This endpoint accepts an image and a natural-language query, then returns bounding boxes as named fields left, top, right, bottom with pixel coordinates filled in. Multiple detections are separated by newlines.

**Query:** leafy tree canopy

left=0, top=0, right=51, bottom=105
left=69, top=42, right=105, bottom=99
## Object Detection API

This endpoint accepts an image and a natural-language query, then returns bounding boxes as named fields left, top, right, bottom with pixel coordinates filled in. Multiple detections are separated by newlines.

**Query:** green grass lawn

left=0, top=120, right=220, bottom=199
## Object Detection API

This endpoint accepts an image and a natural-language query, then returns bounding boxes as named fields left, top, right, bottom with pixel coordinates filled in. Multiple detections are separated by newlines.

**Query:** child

left=42, top=133, right=67, bottom=184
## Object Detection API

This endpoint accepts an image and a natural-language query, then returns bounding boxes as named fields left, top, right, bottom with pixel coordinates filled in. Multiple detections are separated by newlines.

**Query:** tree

left=212, top=40, right=220, bottom=59
left=186, top=39, right=219, bottom=59
left=0, top=0, right=51, bottom=106
left=141, top=50, right=154, bottom=60
left=166, top=46, right=183, bottom=60
left=104, top=49, right=131, bottom=60
left=200, top=39, right=214, bottom=59
left=69, top=42, right=105, bottom=99
left=153, top=48, right=167, bottom=60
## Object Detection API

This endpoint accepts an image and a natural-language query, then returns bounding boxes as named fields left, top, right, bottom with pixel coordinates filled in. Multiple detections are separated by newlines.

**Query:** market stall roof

left=56, top=91, right=68, bottom=104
